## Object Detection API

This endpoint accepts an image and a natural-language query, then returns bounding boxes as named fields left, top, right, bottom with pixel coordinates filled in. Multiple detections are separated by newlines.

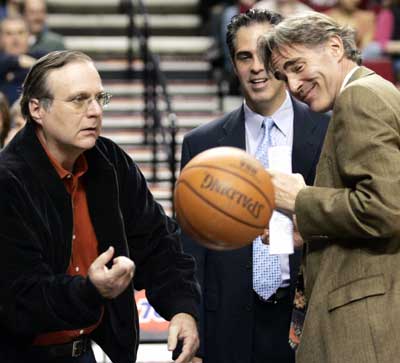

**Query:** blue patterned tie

left=252, top=117, right=282, bottom=300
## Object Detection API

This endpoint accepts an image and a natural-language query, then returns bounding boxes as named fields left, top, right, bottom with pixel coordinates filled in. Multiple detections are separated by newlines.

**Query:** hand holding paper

left=267, top=146, right=306, bottom=255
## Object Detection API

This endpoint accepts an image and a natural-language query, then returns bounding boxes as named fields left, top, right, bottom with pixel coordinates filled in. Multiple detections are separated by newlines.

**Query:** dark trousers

left=252, top=292, right=295, bottom=363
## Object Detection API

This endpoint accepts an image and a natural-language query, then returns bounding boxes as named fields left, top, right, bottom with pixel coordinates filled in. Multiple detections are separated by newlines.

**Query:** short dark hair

left=260, top=12, right=362, bottom=74
left=226, top=8, right=283, bottom=61
left=0, top=92, right=11, bottom=147
left=20, top=50, right=93, bottom=123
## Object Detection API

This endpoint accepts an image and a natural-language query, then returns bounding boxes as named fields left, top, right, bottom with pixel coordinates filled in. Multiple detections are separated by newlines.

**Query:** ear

left=28, top=98, right=45, bottom=125
left=326, top=35, right=345, bottom=60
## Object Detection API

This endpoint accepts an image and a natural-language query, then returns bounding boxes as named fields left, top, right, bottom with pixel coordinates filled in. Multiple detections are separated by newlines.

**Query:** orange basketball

left=174, top=146, right=275, bottom=250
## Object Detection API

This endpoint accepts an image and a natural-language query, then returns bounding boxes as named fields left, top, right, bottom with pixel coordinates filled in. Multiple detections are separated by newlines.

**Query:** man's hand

left=268, top=170, right=306, bottom=213
left=168, top=313, right=199, bottom=363
left=192, top=357, right=202, bottom=363
left=88, top=246, right=135, bottom=299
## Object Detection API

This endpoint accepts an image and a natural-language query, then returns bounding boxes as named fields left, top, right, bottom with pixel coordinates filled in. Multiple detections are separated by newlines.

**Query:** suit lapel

left=292, top=98, right=322, bottom=184
left=218, top=106, right=246, bottom=150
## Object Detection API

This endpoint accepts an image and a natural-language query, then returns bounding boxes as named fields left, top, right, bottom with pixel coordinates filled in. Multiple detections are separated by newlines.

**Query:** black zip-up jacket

left=0, top=122, right=200, bottom=362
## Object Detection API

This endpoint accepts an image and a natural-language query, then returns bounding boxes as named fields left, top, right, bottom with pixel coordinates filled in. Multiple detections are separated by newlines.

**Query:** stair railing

left=120, top=0, right=178, bottom=214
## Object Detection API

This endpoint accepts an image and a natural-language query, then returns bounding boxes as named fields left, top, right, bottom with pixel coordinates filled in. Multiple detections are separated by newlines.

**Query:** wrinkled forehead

left=46, top=60, right=102, bottom=96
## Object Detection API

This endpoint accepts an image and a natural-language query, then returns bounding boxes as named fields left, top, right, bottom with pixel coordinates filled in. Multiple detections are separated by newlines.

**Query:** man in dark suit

left=180, top=9, right=330, bottom=363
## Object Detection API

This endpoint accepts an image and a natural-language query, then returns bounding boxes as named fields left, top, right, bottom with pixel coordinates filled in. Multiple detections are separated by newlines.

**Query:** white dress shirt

left=244, top=91, right=294, bottom=286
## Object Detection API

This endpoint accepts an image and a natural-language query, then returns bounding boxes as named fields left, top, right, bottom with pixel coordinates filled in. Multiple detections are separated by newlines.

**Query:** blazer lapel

left=218, top=106, right=246, bottom=150
left=292, top=98, right=323, bottom=184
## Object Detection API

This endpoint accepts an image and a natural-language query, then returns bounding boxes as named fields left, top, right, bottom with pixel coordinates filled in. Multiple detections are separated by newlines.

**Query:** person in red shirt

left=0, top=50, right=200, bottom=363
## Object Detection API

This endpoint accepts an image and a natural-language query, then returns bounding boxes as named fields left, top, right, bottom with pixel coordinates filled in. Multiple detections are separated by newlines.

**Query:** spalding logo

left=200, top=173, right=264, bottom=219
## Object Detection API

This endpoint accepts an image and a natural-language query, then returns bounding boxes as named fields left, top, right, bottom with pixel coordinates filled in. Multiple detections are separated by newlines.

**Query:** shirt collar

left=244, top=90, right=293, bottom=138
left=35, top=129, right=88, bottom=180
left=340, top=66, right=360, bottom=93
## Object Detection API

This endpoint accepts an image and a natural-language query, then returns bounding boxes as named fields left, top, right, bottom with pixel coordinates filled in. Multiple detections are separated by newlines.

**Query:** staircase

left=46, top=0, right=241, bottom=216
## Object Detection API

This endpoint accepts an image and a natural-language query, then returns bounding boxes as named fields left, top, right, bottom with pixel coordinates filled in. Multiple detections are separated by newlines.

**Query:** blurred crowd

left=200, top=0, right=400, bottom=94
left=0, top=0, right=64, bottom=148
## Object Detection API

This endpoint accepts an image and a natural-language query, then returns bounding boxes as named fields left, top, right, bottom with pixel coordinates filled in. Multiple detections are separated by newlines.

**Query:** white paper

left=268, top=146, right=294, bottom=255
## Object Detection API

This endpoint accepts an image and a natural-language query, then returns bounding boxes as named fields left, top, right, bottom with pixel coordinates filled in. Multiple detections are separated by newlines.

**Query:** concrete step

left=65, top=35, right=213, bottom=57
left=101, top=129, right=185, bottom=146
left=96, top=59, right=212, bottom=83
left=103, top=96, right=220, bottom=114
left=102, top=113, right=223, bottom=130
left=48, top=14, right=201, bottom=36
left=119, top=144, right=181, bottom=163
left=102, top=79, right=217, bottom=97
left=48, top=0, right=199, bottom=14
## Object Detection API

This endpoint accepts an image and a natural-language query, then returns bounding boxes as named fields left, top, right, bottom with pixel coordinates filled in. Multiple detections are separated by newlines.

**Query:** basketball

left=174, top=146, right=275, bottom=250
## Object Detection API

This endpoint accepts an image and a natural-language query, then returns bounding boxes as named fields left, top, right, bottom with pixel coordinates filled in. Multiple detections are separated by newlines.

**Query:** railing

left=120, top=0, right=178, bottom=214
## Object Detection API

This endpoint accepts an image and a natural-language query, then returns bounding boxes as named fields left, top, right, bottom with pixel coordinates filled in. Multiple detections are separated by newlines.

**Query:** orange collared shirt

left=33, top=136, right=103, bottom=345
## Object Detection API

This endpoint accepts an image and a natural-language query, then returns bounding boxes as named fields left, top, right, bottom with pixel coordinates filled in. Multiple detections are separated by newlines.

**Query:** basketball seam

left=177, top=179, right=266, bottom=229
left=182, top=164, right=274, bottom=211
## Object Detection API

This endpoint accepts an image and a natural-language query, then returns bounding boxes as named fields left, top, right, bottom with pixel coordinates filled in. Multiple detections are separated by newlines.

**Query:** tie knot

left=264, top=116, right=275, bottom=132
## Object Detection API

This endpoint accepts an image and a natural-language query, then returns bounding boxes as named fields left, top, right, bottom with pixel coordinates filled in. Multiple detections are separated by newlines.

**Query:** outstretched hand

left=168, top=313, right=199, bottom=363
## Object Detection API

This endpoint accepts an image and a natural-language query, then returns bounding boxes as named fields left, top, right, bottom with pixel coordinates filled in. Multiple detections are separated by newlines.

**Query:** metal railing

left=120, top=0, right=178, bottom=214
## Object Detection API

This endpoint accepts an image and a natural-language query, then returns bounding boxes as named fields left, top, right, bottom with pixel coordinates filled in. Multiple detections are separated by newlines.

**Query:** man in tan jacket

left=260, top=12, right=400, bottom=363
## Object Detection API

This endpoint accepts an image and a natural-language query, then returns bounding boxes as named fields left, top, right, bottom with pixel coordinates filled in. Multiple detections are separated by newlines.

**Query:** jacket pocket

left=328, top=274, right=386, bottom=312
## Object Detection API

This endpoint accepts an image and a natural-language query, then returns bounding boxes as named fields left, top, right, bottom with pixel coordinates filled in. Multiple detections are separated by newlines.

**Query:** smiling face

left=233, top=22, right=286, bottom=115
left=272, top=38, right=348, bottom=112
left=30, top=60, right=104, bottom=170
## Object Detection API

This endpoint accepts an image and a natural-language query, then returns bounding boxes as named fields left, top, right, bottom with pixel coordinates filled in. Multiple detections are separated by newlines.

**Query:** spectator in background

left=0, top=0, right=20, bottom=20
left=3, top=96, right=25, bottom=145
left=325, top=0, right=380, bottom=59
left=0, top=92, right=10, bottom=148
left=369, top=0, right=394, bottom=58
left=0, top=15, right=45, bottom=104
left=22, top=0, right=65, bottom=53
left=254, top=0, right=313, bottom=17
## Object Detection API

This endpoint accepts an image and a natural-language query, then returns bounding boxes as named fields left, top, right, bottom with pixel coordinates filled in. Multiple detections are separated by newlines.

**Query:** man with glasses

left=0, top=50, right=200, bottom=363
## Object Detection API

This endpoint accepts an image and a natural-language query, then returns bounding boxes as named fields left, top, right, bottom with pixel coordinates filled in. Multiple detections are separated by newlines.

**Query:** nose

left=287, top=76, right=303, bottom=97
left=251, top=55, right=265, bottom=73
left=86, top=98, right=103, bottom=116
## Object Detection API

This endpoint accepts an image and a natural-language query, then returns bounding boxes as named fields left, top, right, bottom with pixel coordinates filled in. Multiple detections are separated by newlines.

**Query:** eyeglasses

left=45, top=92, right=112, bottom=112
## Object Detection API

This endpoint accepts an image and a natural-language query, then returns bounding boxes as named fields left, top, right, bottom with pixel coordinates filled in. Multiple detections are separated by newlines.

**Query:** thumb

left=167, top=324, right=179, bottom=351
left=92, top=246, right=114, bottom=269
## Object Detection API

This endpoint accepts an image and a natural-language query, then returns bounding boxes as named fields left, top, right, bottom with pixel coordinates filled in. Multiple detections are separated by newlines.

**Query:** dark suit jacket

left=180, top=98, right=329, bottom=363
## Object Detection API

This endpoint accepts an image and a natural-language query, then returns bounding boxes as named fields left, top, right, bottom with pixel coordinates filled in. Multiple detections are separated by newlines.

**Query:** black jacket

left=0, top=122, right=200, bottom=363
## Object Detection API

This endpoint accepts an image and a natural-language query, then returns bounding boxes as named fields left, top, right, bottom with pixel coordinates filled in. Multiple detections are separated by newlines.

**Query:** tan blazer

left=296, top=67, right=400, bottom=363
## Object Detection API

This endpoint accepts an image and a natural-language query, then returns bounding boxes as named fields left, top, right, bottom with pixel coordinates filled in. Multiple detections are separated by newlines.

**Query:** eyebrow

left=235, top=50, right=252, bottom=57
left=283, top=57, right=302, bottom=70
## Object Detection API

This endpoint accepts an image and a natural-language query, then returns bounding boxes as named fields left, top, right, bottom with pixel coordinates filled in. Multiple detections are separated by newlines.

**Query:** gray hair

left=260, top=12, right=361, bottom=74
left=20, top=50, right=93, bottom=123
